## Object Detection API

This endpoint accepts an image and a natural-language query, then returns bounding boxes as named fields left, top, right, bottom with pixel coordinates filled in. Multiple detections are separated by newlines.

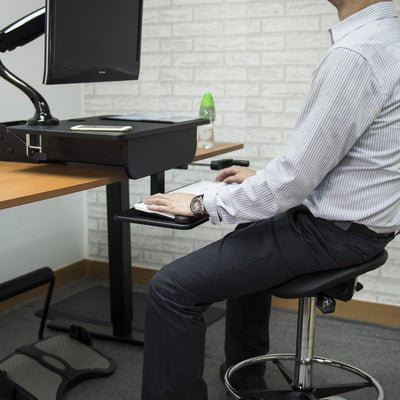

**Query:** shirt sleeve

left=203, top=47, right=385, bottom=225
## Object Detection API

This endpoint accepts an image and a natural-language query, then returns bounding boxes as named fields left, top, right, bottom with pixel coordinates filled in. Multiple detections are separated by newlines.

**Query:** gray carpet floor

left=0, top=277, right=399, bottom=400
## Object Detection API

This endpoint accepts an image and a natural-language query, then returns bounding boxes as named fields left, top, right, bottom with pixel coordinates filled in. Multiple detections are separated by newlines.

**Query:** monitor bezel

left=43, top=0, right=143, bottom=85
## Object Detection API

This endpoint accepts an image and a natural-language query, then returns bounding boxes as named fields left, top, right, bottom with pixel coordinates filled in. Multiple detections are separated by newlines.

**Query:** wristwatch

left=190, top=194, right=206, bottom=216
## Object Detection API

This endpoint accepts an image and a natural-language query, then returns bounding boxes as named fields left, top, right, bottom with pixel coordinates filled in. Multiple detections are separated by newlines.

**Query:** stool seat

left=272, top=250, right=388, bottom=300
left=225, top=250, right=389, bottom=400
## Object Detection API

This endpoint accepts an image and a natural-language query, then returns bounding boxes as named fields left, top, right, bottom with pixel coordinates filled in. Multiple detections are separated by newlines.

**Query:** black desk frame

left=45, top=173, right=170, bottom=343
left=105, top=173, right=166, bottom=340
left=45, top=171, right=180, bottom=343
left=107, top=179, right=132, bottom=338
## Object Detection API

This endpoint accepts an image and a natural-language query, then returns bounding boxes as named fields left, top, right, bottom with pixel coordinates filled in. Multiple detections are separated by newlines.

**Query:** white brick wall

left=85, top=0, right=400, bottom=306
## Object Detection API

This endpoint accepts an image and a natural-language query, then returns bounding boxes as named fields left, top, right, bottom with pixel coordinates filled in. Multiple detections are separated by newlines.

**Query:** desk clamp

left=25, top=133, right=47, bottom=161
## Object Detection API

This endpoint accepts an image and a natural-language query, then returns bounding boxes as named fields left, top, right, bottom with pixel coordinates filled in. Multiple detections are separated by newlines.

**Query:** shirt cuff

left=203, top=185, right=222, bottom=224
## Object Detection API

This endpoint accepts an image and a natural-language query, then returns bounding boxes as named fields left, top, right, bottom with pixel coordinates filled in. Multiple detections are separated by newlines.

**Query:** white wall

left=85, top=0, right=400, bottom=306
left=0, top=0, right=85, bottom=281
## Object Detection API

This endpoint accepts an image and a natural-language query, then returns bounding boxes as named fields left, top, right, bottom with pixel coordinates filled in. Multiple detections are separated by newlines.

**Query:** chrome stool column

left=225, top=250, right=388, bottom=400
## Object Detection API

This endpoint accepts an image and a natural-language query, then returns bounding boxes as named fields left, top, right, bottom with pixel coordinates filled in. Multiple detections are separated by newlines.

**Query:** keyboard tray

left=114, top=208, right=209, bottom=230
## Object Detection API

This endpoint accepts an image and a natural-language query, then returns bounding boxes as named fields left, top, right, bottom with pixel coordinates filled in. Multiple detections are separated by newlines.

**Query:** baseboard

left=1, top=259, right=399, bottom=327
left=84, top=259, right=154, bottom=285
left=0, top=260, right=87, bottom=313
left=0, top=259, right=152, bottom=314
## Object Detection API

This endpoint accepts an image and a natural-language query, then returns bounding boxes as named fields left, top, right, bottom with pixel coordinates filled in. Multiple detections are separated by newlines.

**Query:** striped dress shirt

left=203, top=1, right=400, bottom=234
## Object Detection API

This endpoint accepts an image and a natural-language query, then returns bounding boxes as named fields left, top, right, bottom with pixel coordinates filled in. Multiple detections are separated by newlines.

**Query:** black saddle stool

left=224, top=250, right=388, bottom=400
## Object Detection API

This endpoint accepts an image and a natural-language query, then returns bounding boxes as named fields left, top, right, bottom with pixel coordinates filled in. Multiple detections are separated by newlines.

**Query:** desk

left=0, top=142, right=243, bottom=342
left=0, top=162, right=127, bottom=209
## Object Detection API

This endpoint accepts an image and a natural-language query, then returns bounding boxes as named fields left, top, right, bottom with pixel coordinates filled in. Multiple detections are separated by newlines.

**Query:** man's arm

left=204, top=47, right=384, bottom=224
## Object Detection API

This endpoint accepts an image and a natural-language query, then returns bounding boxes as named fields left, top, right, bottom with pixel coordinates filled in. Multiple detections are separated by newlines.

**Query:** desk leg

left=151, top=172, right=165, bottom=194
left=106, top=180, right=132, bottom=338
left=46, top=179, right=145, bottom=343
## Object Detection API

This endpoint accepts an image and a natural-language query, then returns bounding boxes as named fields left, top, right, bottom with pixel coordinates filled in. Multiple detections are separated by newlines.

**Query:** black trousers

left=141, top=206, right=392, bottom=400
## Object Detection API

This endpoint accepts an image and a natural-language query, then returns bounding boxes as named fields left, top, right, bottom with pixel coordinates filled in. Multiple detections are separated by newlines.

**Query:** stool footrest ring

left=225, top=353, right=384, bottom=400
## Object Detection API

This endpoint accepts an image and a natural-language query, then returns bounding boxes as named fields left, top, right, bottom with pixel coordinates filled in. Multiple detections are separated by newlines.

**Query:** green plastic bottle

left=199, top=92, right=216, bottom=123
left=198, top=92, right=215, bottom=148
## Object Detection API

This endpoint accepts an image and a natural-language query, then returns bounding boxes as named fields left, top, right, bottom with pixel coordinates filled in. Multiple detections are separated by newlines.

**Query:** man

left=141, top=1, right=400, bottom=399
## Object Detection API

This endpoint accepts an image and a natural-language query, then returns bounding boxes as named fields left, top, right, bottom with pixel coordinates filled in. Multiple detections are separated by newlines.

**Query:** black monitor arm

left=0, top=7, right=58, bottom=125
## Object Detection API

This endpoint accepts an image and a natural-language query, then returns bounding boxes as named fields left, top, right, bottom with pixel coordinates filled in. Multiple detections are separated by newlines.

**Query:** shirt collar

left=329, top=1, right=398, bottom=44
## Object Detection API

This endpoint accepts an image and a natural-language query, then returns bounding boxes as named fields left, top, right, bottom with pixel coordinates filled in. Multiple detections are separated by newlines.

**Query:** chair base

left=225, top=353, right=384, bottom=400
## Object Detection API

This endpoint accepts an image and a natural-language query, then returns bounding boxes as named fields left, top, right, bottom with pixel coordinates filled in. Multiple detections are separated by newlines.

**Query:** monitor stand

left=0, top=58, right=59, bottom=126
left=0, top=7, right=59, bottom=126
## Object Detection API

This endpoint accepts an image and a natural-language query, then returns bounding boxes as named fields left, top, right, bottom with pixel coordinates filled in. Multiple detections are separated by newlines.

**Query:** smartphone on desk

left=70, top=124, right=133, bottom=133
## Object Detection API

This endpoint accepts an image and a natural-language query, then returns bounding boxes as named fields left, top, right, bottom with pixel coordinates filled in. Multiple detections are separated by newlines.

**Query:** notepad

left=135, top=180, right=225, bottom=219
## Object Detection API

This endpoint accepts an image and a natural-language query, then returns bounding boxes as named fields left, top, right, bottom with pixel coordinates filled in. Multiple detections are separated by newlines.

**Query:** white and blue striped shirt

left=204, top=1, right=400, bottom=233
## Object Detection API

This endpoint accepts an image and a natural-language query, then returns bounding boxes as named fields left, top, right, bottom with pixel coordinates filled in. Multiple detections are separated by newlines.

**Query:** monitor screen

left=43, top=0, right=142, bottom=84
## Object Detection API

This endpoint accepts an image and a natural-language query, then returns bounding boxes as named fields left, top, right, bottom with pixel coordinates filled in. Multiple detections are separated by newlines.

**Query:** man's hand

left=143, top=167, right=256, bottom=216
left=143, top=192, right=195, bottom=216
left=216, top=166, right=256, bottom=184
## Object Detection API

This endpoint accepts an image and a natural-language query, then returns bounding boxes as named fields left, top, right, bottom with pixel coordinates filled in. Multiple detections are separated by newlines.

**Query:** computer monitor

left=43, top=0, right=143, bottom=85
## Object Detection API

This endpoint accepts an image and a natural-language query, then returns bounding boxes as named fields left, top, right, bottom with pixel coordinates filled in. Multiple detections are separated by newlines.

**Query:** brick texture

left=85, top=0, right=400, bottom=306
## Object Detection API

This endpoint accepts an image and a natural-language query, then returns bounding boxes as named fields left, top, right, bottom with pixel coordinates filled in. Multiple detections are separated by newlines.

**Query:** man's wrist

left=190, top=194, right=207, bottom=216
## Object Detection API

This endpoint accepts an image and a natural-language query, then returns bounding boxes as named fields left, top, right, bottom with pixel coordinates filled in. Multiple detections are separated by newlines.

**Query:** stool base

left=225, top=353, right=384, bottom=400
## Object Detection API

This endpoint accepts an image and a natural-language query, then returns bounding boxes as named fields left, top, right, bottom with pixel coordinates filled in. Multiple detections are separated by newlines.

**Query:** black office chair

left=224, top=249, right=388, bottom=400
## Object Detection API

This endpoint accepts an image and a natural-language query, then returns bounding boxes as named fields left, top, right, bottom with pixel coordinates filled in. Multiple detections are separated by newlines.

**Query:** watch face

left=190, top=196, right=204, bottom=216
left=192, top=199, right=201, bottom=213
